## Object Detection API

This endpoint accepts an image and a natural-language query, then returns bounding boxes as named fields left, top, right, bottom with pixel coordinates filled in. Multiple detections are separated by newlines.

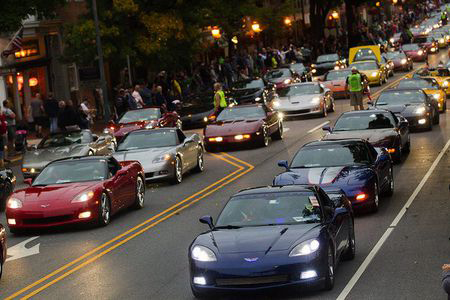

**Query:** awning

left=0, top=57, right=50, bottom=73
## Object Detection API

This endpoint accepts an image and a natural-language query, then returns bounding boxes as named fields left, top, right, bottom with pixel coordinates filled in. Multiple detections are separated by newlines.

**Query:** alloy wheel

left=197, top=151, right=204, bottom=172
left=262, top=127, right=269, bottom=147
left=175, top=157, right=182, bottom=183
left=373, top=183, right=379, bottom=209
left=136, top=177, right=145, bottom=208
left=100, top=193, right=110, bottom=225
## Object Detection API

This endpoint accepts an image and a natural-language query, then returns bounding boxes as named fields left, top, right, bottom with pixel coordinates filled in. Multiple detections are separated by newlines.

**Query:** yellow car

left=349, top=45, right=388, bottom=86
left=407, top=66, right=450, bottom=97
left=397, top=77, right=447, bottom=112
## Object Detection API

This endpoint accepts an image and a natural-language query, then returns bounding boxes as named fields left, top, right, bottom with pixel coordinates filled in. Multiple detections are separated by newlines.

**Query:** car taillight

left=356, top=194, right=367, bottom=201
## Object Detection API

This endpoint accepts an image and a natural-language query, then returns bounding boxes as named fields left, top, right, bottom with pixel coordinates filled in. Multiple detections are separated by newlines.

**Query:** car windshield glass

left=351, top=62, right=378, bottom=70
left=119, top=108, right=161, bottom=123
left=278, top=84, right=320, bottom=97
left=38, top=131, right=92, bottom=149
left=291, top=143, right=371, bottom=168
left=397, top=79, right=439, bottom=89
left=216, top=191, right=322, bottom=227
left=334, top=112, right=395, bottom=131
left=317, top=54, right=339, bottom=63
left=376, top=90, right=425, bottom=105
left=385, top=52, right=405, bottom=59
left=117, top=130, right=177, bottom=151
left=325, top=70, right=351, bottom=81
left=290, top=63, right=306, bottom=72
left=402, top=44, right=420, bottom=50
left=414, top=37, right=429, bottom=43
left=266, top=69, right=290, bottom=79
left=232, top=79, right=264, bottom=89
left=353, top=48, right=378, bottom=62
left=216, top=106, right=266, bottom=121
left=33, top=160, right=106, bottom=186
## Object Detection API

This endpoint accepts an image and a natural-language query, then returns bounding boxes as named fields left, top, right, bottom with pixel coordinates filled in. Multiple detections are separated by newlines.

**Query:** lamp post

left=211, top=26, right=221, bottom=39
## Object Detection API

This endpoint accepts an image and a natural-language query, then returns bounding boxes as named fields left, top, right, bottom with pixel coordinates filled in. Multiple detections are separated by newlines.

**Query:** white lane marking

left=307, top=121, right=330, bottom=134
left=337, top=138, right=450, bottom=300
left=6, top=236, right=40, bottom=262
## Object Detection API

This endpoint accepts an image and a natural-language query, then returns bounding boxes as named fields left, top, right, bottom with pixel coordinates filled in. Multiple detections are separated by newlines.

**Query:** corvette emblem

left=41, top=204, right=50, bottom=208
left=244, top=257, right=259, bottom=262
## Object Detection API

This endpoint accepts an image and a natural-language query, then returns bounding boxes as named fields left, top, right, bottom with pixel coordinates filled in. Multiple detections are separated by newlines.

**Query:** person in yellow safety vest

left=345, top=67, right=365, bottom=111
left=441, top=11, right=448, bottom=25
left=213, top=82, right=227, bottom=115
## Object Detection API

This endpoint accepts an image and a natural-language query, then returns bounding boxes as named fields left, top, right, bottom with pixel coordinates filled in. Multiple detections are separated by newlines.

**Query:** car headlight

left=203, top=116, right=208, bottom=122
left=72, top=191, right=95, bottom=203
left=334, top=66, right=340, bottom=70
left=440, top=38, right=444, bottom=43
left=283, top=79, right=292, bottom=85
left=371, top=71, right=379, bottom=77
left=443, top=81, right=449, bottom=87
left=311, top=96, right=321, bottom=104
left=431, top=47, right=436, bottom=52
left=418, top=50, right=424, bottom=55
left=289, top=239, right=320, bottom=257
left=273, top=100, right=280, bottom=107
left=152, top=153, right=172, bottom=163
left=7, top=197, right=23, bottom=209
left=254, top=97, right=261, bottom=102
left=191, top=245, right=217, bottom=262
left=312, top=69, right=317, bottom=73
left=401, top=59, right=407, bottom=64
left=390, top=38, right=394, bottom=43
left=414, top=106, right=426, bottom=115
left=433, top=94, right=440, bottom=100
left=311, top=64, right=316, bottom=68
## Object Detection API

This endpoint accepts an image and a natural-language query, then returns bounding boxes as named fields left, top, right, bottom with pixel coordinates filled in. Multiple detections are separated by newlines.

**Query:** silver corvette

left=112, top=128, right=204, bottom=184
left=22, top=130, right=116, bottom=179
left=273, top=82, right=335, bottom=117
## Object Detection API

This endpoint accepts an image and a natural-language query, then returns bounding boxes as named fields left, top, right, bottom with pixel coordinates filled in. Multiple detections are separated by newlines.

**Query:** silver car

left=113, top=128, right=204, bottom=184
left=22, top=130, right=116, bottom=179
left=273, top=82, right=335, bottom=117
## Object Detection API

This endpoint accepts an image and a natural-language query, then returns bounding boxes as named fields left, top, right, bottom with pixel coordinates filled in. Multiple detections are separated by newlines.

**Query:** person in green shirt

left=345, top=67, right=365, bottom=111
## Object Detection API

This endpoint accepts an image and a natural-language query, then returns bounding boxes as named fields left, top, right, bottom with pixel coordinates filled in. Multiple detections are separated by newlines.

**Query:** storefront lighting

left=284, top=17, right=292, bottom=26
left=331, top=11, right=339, bottom=19
left=29, top=77, right=39, bottom=87
left=251, top=22, right=262, bottom=33
left=211, top=27, right=221, bottom=39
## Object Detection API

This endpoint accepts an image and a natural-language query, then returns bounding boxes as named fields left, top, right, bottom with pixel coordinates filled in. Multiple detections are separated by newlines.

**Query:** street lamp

left=284, top=17, right=292, bottom=26
left=331, top=11, right=339, bottom=19
left=211, top=26, right=221, bottom=39
left=392, top=0, right=398, bottom=4
left=251, top=22, right=262, bottom=33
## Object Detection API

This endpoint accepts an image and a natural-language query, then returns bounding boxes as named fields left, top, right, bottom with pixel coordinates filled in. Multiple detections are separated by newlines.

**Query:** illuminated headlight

left=433, top=94, right=440, bottom=100
left=371, top=72, right=379, bottom=77
left=203, top=117, right=208, bottom=122
left=234, top=134, right=251, bottom=140
left=78, top=211, right=92, bottom=219
left=418, top=50, right=424, bottom=55
left=7, top=197, right=23, bottom=209
left=191, top=245, right=217, bottom=262
left=312, top=69, right=317, bottom=73
left=443, top=81, right=449, bottom=87
left=278, top=112, right=284, bottom=119
left=152, top=153, right=172, bottom=163
left=283, top=79, right=292, bottom=85
left=300, top=270, right=318, bottom=279
left=390, top=38, right=394, bottom=43
left=30, top=168, right=36, bottom=174
left=273, top=100, right=280, bottom=107
left=254, top=97, right=261, bottom=102
left=208, top=137, right=223, bottom=142
left=401, top=59, right=407, bottom=64
left=431, top=47, right=436, bottom=52
left=289, top=239, right=320, bottom=256
left=414, top=106, right=426, bottom=115
left=311, top=64, right=316, bottom=68
left=440, top=38, right=445, bottom=43
left=334, top=66, right=340, bottom=70
left=72, top=191, right=95, bottom=203
left=193, top=277, right=207, bottom=285
left=418, top=118, right=426, bottom=124
left=311, top=96, right=321, bottom=104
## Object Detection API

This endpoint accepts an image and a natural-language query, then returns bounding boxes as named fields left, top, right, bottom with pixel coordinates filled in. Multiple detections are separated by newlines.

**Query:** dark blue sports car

left=274, top=139, right=394, bottom=212
left=189, top=185, right=355, bottom=298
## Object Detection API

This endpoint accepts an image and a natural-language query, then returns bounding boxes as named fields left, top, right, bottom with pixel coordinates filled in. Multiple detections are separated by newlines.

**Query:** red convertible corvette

left=0, top=223, right=6, bottom=279
left=6, top=156, right=145, bottom=233
left=203, top=104, right=283, bottom=151
left=107, top=107, right=182, bottom=142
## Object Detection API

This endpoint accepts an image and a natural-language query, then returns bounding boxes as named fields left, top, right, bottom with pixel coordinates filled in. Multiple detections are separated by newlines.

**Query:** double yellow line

left=6, top=152, right=254, bottom=299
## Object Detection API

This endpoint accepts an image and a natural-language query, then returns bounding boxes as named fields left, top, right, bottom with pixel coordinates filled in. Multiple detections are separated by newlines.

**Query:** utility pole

left=92, top=0, right=111, bottom=121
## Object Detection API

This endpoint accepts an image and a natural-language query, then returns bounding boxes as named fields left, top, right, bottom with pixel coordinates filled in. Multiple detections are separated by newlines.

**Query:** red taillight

left=356, top=194, right=367, bottom=201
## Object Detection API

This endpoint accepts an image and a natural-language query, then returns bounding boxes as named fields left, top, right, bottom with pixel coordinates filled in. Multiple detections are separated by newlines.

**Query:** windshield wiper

left=214, top=225, right=242, bottom=229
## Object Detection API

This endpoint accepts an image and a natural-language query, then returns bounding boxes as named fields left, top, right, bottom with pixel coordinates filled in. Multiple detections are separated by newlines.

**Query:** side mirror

left=199, top=215, right=214, bottom=230
left=322, top=125, right=332, bottom=132
left=277, top=160, right=289, bottom=170
left=24, top=178, right=33, bottom=186
left=92, top=134, right=99, bottom=142
left=333, top=207, right=348, bottom=219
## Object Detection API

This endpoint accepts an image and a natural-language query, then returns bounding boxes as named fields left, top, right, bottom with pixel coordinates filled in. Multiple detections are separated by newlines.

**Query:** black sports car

left=311, top=53, right=346, bottom=79
left=0, top=168, right=15, bottom=211
left=189, top=185, right=355, bottom=298
left=179, top=92, right=215, bottom=129
left=225, top=78, right=276, bottom=105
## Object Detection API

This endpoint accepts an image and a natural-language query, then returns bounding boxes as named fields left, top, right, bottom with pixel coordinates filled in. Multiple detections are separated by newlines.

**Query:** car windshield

left=118, top=108, right=161, bottom=123
left=334, top=112, right=395, bottom=131
left=278, top=84, right=320, bottom=97
left=290, top=63, right=306, bottom=73
left=414, top=37, right=432, bottom=43
left=117, top=130, right=177, bottom=151
left=353, top=48, right=378, bottom=62
left=232, top=79, right=265, bottom=90
left=33, top=160, right=107, bottom=186
left=38, top=131, right=92, bottom=149
left=291, top=143, right=371, bottom=168
left=317, top=54, right=339, bottom=63
left=402, top=44, right=420, bottom=51
left=385, top=52, right=406, bottom=59
left=324, top=70, right=351, bottom=81
left=351, top=62, right=378, bottom=71
left=266, top=69, right=290, bottom=79
left=216, top=106, right=266, bottom=121
left=376, top=90, right=426, bottom=105
left=215, top=191, right=322, bottom=227
left=397, top=79, right=439, bottom=89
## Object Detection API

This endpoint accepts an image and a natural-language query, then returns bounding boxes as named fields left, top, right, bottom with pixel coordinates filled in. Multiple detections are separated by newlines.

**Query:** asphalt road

left=0, top=51, right=449, bottom=300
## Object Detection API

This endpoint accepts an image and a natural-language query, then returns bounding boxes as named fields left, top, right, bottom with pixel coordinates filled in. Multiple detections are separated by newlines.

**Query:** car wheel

left=194, top=149, right=204, bottom=173
left=1, top=181, right=12, bottom=212
left=133, top=176, right=145, bottom=209
left=321, top=102, right=328, bottom=117
left=370, top=182, right=379, bottom=213
left=404, top=135, right=411, bottom=153
left=433, top=108, right=440, bottom=124
left=342, top=220, right=356, bottom=261
left=259, top=127, right=269, bottom=147
left=323, top=246, right=335, bottom=290
left=272, top=122, right=283, bottom=140
left=379, top=77, right=383, bottom=86
left=204, top=144, right=216, bottom=153
left=171, top=156, right=183, bottom=184
left=98, top=193, right=111, bottom=226
left=383, top=167, right=395, bottom=197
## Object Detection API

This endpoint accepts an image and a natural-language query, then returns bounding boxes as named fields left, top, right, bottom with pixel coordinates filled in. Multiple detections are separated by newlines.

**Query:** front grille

left=23, top=215, right=73, bottom=225
left=216, top=275, right=289, bottom=287
left=145, top=172, right=155, bottom=178
left=284, top=109, right=310, bottom=115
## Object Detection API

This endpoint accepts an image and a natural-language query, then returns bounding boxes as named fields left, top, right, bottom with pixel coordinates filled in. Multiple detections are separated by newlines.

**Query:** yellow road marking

left=6, top=153, right=253, bottom=300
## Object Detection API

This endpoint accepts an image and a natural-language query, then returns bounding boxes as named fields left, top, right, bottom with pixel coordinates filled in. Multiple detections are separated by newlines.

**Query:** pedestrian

left=30, top=93, right=45, bottom=137
left=0, top=108, right=7, bottom=168
left=154, top=86, right=167, bottom=108
left=443, top=264, right=450, bottom=300
left=171, top=76, right=182, bottom=101
left=139, top=82, right=153, bottom=106
left=126, top=87, right=137, bottom=110
left=213, top=82, right=227, bottom=115
left=345, top=67, right=365, bottom=111
left=2, top=100, right=16, bottom=158
left=132, top=85, right=144, bottom=108
left=115, top=89, right=128, bottom=117
left=57, top=101, right=81, bottom=131
left=43, top=92, right=59, bottom=133
left=80, top=98, right=95, bottom=128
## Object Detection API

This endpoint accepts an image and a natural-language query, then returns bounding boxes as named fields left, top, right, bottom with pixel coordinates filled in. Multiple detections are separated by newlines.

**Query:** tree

left=1, top=0, right=65, bottom=32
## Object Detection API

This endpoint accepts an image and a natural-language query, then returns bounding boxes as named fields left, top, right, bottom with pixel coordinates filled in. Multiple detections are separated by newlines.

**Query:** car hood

left=374, top=104, right=421, bottom=116
left=323, top=80, right=346, bottom=88
left=114, top=121, right=155, bottom=137
left=113, top=146, right=173, bottom=163
left=315, top=62, right=336, bottom=69
left=23, top=144, right=89, bottom=168
left=197, top=224, right=320, bottom=254
left=205, top=120, right=263, bottom=137
left=277, top=94, right=319, bottom=109
left=268, top=77, right=288, bottom=84
left=324, top=129, right=396, bottom=145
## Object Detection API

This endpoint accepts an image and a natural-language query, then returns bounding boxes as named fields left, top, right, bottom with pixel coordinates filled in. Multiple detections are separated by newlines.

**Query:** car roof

left=340, top=109, right=392, bottom=115
left=304, top=139, right=366, bottom=147
left=235, top=185, right=317, bottom=196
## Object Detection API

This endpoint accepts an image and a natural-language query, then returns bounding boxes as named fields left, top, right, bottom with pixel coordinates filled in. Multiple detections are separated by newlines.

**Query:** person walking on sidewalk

left=44, top=92, right=59, bottom=133
left=0, top=108, right=7, bottom=168
left=2, top=100, right=16, bottom=159
left=346, top=67, right=365, bottom=111
left=30, top=93, right=45, bottom=137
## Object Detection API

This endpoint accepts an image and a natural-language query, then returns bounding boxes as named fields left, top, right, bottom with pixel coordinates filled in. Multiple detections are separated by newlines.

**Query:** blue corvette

left=274, top=139, right=394, bottom=212
left=189, top=185, right=355, bottom=298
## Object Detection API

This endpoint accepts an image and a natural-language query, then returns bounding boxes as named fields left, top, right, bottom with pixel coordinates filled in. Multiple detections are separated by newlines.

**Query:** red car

left=203, top=104, right=283, bottom=152
left=413, top=35, right=439, bottom=54
left=384, top=51, right=413, bottom=71
left=0, top=223, right=6, bottom=279
left=321, top=68, right=351, bottom=99
left=402, top=43, right=428, bottom=62
left=6, top=156, right=145, bottom=233
left=107, top=107, right=182, bottom=142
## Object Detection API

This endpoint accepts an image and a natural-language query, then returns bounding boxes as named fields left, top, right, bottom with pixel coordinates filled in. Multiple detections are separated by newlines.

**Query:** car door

left=108, top=158, right=134, bottom=210
left=263, top=105, right=278, bottom=135
left=392, top=113, right=409, bottom=147
left=319, top=190, right=346, bottom=256
left=368, top=142, right=390, bottom=190
left=176, top=129, right=196, bottom=170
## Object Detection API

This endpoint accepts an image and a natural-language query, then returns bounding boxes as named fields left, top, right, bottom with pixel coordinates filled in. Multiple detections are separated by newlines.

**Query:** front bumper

left=142, top=161, right=176, bottom=182
left=278, top=103, right=323, bottom=117
left=405, top=116, right=430, bottom=129
left=204, top=133, right=259, bottom=148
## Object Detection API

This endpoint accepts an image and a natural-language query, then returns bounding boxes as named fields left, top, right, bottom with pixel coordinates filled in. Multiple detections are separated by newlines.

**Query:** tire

left=272, top=122, right=283, bottom=140
left=323, top=245, right=335, bottom=291
left=98, top=193, right=111, bottom=226
left=0, top=181, right=12, bottom=212
left=0, top=252, right=3, bottom=279
left=404, top=135, right=411, bottom=153
left=259, top=127, right=269, bottom=147
left=132, top=176, right=145, bottom=209
left=426, top=115, right=433, bottom=131
left=342, top=220, right=356, bottom=261
left=370, top=182, right=379, bottom=213
left=171, top=156, right=183, bottom=184
left=433, top=108, right=439, bottom=125
left=378, top=77, right=383, bottom=86
left=194, top=149, right=204, bottom=173
left=204, top=144, right=216, bottom=153
left=320, top=102, right=328, bottom=117
left=383, top=167, right=395, bottom=197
